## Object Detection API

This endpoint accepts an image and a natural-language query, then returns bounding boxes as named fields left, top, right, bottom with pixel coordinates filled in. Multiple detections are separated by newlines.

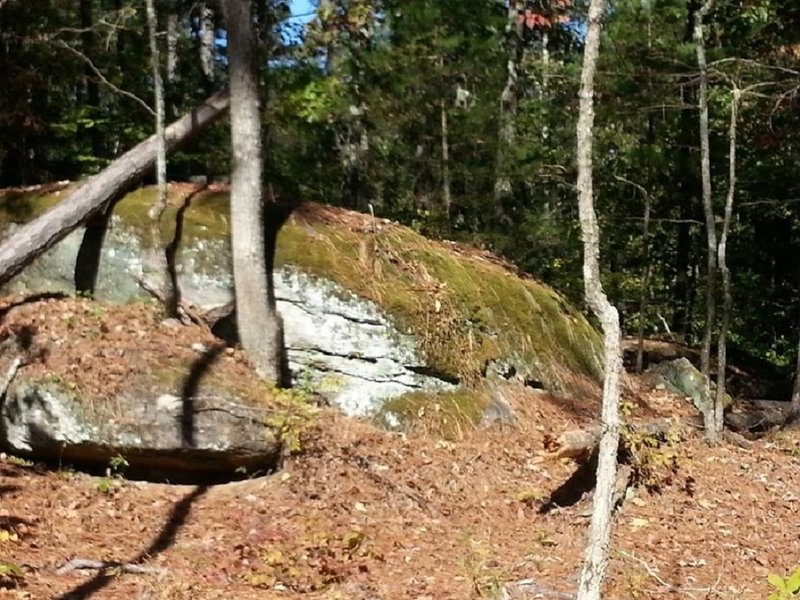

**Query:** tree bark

left=694, top=0, right=718, bottom=441
left=167, top=11, right=179, bottom=83
left=440, top=97, right=452, bottom=220
left=494, top=0, right=522, bottom=203
left=695, top=2, right=716, bottom=368
left=200, top=2, right=216, bottom=80
left=0, top=92, right=230, bottom=288
left=145, top=0, right=177, bottom=316
left=221, top=0, right=284, bottom=382
left=574, top=0, right=621, bottom=598
left=714, top=88, right=740, bottom=434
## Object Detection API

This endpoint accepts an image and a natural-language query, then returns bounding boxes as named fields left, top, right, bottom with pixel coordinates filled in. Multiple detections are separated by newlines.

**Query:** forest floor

left=1, top=297, right=800, bottom=599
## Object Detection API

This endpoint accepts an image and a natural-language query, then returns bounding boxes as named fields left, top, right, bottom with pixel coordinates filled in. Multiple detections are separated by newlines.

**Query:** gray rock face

left=0, top=367, right=281, bottom=481
left=647, top=357, right=731, bottom=413
left=1, top=217, right=455, bottom=417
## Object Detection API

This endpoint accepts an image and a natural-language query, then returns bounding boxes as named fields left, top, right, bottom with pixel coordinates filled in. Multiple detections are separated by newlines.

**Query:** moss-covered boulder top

left=0, top=183, right=602, bottom=397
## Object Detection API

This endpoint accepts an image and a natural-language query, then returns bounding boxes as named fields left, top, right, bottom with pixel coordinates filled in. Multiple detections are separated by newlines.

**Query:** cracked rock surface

left=1, top=218, right=455, bottom=417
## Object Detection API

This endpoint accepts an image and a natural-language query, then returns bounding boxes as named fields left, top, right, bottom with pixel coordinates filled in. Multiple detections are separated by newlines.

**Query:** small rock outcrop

left=0, top=299, right=310, bottom=481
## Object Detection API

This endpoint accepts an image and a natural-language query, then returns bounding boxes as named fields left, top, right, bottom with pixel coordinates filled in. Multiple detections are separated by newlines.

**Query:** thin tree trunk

left=221, top=0, right=284, bottom=382
left=715, top=87, right=740, bottom=433
left=441, top=98, right=451, bottom=220
left=80, top=0, right=101, bottom=159
left=167, top=12, right=179, bottom=83
left=494, top=0, right=522, bottom=203
left=574, top=0, right=622, bottom=597
left=694, top=0, right=718, bottom=441
left=0, top=92, right=230, bottom=287
left=145, top=0, right=168, bottom=223
left=75, top=0, right=108, bottom=297
left=200, top=2, right=215, bottom=80
left=144, top=0, right=178, bottom=316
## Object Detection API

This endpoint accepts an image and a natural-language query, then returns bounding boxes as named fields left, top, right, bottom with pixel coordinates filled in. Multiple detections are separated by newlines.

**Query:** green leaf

left=768, top=572, right=788, bottom=593
left=786, top=568, right=800, bottom=593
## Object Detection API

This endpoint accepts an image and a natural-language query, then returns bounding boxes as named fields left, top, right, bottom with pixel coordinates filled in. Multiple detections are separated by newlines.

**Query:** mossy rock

left=0, top=184, right=603, bottom=404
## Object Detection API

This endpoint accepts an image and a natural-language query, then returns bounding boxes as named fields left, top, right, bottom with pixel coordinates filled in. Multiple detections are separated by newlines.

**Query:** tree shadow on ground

left=55, top=485, right=208, bottom=600
left=179, top=342, right=226, bottom=448
left=539, top=451, right=598, bottom=514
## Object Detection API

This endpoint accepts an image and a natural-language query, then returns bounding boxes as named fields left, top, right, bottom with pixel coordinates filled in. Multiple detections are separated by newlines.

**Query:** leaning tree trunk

left=221, top=0, right=284, bottom=383
left=0, top=92, right=230, bottom=288
left=574, top=0, right=622, bottom=598
left=694, top=0, right=719, bottom=442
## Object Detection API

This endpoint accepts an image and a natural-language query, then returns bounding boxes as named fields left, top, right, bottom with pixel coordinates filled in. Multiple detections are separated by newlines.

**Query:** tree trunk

left=167, top=11, right=179, bottom=83
left=441, top=98, right=452, bottom=221
left=494, top=0, right=522, bottom=203
left=0, top=92, right=230, bottom=288
left=574, top=0, right=621, bottom=598
left=80, top=0, right=101, bottom=159
left=145, top=0, right=177, bottom=316
left=715, top=88, right=740, bottom=433
left=694, top=0, right=718, bottom=441
left=221, top=0, right=284, bottom=383
left=200, top=2, right=216, bottom=80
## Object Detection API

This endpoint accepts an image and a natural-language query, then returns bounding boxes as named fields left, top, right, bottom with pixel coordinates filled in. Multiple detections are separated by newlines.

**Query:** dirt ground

left=1, top=297, right=799, bottom=599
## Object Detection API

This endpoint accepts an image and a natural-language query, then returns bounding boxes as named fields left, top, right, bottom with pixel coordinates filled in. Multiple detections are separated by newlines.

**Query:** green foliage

left=0, top=561, right=24, bottom=587
left=768, top=568, right=800, bottom=600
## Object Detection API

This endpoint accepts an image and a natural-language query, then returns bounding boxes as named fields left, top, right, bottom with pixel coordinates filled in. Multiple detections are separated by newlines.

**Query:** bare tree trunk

left=0, top=92, right=230, bottom=287
left=145, top=0, right=178, bottom=316
left=715, top=87, right=740, bottom=433
left=574, top=0, right=622, bottom=598
left=694, top=0, right=718, bottom=441
left=494, top=0, right=522, bottom=203
left=441, top=98, right=451, bottom=220
left=145, top=0, right=168, bottom=224
left=221, top=0, right=284, bottom=382
left=200, top=2, right=216, bottom=80
left=167, top=12, right=179, bottom=83
left=74, top=0, right=107, bottom=297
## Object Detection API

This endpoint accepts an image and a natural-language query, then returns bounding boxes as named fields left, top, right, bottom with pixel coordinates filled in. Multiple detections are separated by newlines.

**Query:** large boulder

left=0, top=297, right=311, bottom=481
left=0, top=184, right=603, bottom=419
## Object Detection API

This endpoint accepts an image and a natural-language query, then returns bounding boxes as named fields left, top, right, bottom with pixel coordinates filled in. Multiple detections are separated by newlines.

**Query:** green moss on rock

left=0, top=184, right=602, bottom=397
left=375, top=389, right=488, bottom=440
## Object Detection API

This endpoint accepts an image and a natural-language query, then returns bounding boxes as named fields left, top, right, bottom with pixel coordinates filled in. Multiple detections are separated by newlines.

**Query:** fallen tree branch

left=134, top=276, right=211, bottom=333
left=538, top=416, right=703, bottom=463
left=501, top=578, right=575, bottom=599
left=55, top=557, right=167, bottom=576
left=618, top=550, right=699, bottom=599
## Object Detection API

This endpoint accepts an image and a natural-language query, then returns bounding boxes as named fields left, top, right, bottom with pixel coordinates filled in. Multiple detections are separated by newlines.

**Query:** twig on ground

left=55, top=557, right=167, bottom=576
left=134, top=276, right=210, bottom=332
left=501, top=578, right=576, bottom=599
left=619, top=550, right=699, bottom=599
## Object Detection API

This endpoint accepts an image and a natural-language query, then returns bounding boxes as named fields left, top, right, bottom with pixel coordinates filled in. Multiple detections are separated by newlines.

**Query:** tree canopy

left=3, top=0, right=800, bottom=372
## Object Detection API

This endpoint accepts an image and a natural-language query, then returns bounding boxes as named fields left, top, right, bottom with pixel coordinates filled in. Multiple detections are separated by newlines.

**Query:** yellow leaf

left=630, top=518, right=650, bottom=528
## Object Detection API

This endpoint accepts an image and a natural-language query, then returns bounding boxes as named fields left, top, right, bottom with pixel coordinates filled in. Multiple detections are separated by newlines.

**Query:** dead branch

left=134, top=276, right=210, bottom=332
left=55, top=557, right=167, bottom=576
left=538, top=417, right=702, bottom=463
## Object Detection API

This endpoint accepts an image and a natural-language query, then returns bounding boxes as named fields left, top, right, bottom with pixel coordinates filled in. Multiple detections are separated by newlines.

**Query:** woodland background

left=3, top=0, right=800, bottom=369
